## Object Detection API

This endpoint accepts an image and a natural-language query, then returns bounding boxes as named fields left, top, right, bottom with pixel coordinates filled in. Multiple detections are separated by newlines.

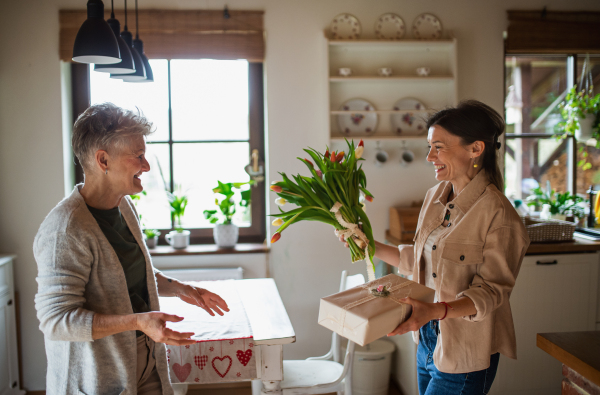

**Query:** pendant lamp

left=72, top=0, right=121, bottom=64
left=110, top=0, right=146, bottom=81
left=128, top=0, right=153, bottom=82
left=94, top=1, right=135, bottom=73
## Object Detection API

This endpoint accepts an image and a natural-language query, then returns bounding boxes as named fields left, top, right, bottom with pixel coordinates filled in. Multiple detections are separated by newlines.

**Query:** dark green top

left=87, top=204, right=150, bottom=328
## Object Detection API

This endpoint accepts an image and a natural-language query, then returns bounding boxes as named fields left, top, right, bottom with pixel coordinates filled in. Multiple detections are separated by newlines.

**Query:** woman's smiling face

left=109, top=135, right=150, bottom=196
left=426, top=125, right=478, bottom=185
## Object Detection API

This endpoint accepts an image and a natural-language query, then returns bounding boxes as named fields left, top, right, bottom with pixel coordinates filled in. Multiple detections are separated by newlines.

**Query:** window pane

left=90, top=59, right=170, bottom=142
left=135, top=143, right=171, bottom=230
left=172, top=143, right=251, bottom=229
left=504, top=55, right=568, bottom=135
left=170, top=60, right=249, bottom=141
left=505, top=137, right=569, bottom=199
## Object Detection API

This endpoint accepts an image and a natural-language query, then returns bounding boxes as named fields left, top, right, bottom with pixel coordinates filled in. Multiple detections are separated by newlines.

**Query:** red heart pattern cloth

left=212, top=356, right=233, bottom=378
left=236, top=349, right=253, bottom=366
left=172, top=363, right=192, bottom=382
left=194, top=355, right=208, bottom=370
left=167, top=338, right=256, bottom=383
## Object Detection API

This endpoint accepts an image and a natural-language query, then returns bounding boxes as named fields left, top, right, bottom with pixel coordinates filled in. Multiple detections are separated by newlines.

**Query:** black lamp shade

left=72, top=0, right=121, bottom=64
left=129, top=38, right=153, bottom=82
left=94, top=18, right=135, bottom=73
left=110, top=31, right=146, bottom=81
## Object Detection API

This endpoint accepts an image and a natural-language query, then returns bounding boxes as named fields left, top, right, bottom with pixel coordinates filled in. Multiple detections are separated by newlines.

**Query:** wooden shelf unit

left=327, top=38, right=458, bottom=142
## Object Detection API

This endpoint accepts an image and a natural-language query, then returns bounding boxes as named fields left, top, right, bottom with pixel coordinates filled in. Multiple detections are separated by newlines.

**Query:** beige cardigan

left=398, top=170, right=530, bottom=374
left=34, top=185, right=173, bottom=395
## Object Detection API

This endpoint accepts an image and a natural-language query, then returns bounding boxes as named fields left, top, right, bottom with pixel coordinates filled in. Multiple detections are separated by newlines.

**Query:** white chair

left=258, top=270, right=365, bottom=395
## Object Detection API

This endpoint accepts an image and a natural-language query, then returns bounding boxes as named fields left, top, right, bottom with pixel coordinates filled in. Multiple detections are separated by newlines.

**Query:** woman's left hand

left=387, top=297, right=443, bottom=336
left=178, top=285, right=230, bottom=317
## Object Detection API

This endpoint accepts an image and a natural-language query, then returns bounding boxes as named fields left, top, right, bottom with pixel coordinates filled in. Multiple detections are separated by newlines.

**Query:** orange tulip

left=304, top=158, right=314, bottom=167
left=324, top=150, right=330, bottom=159
left=336, top=151, right=345, bottom=162
left=358, top=139, right=364, bottom=147
left=330, top=151, right=336, bottom=162
left=271, top=232, right=281, bottom=243
left=270, top=185, right=283, bottom=193
left=365, top=195, right=374, bottom=202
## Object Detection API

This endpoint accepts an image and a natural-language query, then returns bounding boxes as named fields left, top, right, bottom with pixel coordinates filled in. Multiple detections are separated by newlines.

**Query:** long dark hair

left=426, top=100, right=505, bottom=191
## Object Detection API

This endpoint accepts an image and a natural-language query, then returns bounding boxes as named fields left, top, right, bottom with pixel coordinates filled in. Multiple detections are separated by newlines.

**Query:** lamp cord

left=135, top=0, right=139, bottom=39
left=110, top=0, right=114, bottom=19
left=123, top=0, right=128, bottom=31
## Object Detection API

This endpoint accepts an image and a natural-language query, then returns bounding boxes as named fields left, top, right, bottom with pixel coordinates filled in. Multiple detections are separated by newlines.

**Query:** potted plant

left=143, top=229, right=161, bottom=249
left=166, top=188, right=190, bottom=249
left=526, top=187, right=586, bottom=222
left=203, top=181, right=252, bottom=248
left=557, top=85, right=600, bottom=142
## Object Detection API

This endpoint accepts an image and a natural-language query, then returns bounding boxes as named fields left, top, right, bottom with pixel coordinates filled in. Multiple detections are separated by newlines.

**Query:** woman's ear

left=471, top=141, right=485, bottom=159
left=95, top=150, right=110, bottom=173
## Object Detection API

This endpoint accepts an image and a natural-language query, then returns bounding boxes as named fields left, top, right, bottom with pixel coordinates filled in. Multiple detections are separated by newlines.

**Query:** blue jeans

left=417, top=320, right=500, bottom=395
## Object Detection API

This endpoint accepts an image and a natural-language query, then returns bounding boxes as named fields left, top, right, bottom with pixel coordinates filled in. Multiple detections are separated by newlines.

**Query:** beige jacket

left=34, top=185, right=173, bottom=395
left=398, top=170, right=530, bottom=373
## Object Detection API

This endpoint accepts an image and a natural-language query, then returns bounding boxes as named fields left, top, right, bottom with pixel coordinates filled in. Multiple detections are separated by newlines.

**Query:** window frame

left=503, top=53, right=580, bottom=196
left=71, top=61, right=266, bottom=245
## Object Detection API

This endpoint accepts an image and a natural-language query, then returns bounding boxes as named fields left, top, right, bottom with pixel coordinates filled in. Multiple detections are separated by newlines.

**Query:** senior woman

left=342, top=100, right=529, bottom=394
left=34, top=103, right=229, bottom=395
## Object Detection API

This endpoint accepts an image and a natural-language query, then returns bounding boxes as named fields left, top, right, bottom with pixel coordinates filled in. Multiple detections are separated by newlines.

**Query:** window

left=74, top=59, right=266, bottom=244
left=504, top=54, right=600, bottom=200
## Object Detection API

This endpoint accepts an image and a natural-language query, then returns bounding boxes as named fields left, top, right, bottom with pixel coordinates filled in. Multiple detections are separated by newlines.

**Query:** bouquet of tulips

left=270, top=139, right=377, bottom=280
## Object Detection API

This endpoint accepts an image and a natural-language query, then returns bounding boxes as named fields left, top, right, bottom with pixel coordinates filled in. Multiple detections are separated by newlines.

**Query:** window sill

left=149, top=243, right=269, bottom=256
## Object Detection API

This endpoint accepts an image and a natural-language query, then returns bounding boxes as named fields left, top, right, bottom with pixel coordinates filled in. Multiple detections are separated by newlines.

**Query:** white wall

left=2, top=0, right=600, bottom=390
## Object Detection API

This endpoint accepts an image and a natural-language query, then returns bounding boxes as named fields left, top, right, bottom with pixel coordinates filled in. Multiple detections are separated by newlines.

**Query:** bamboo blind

left=60, top=9, right=265, bottom=61
left=506, top=10, right=600, bottom=54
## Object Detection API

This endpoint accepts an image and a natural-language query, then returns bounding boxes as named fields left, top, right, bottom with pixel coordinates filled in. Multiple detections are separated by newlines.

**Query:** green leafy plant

left=526, top=187, right=586, bottom=219
left=556, top=85, right=600, bottom=170
left=269, top=139, right=376, bottom=275
left=143, top=229, right=161, bottom=238
left=129, top=190, right=147, bottom=222
left=167, top=187, right=188, bottom=232
left=203, top=181, right=253, bottom=225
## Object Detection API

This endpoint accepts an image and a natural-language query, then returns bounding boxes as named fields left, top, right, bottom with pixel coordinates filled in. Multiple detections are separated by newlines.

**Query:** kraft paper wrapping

left=318, top=274, right=435, bottom=346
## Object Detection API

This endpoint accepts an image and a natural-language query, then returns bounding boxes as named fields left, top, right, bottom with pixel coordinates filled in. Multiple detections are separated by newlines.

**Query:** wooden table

left=537, top=332, right=600, bottom=394
left=163, top=279, right=295, bottom=395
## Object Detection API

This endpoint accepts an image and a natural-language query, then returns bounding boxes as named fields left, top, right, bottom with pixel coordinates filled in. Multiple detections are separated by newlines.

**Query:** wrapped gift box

left=318, top=274, right=435, bottom=346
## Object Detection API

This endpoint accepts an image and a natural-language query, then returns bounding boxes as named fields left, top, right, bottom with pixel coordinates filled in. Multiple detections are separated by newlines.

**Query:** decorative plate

left=375, top=13, right=405, bottom=40
left=391, top=98, right=427, bottom=134
left=412, top=13, right=442, bottom=39
left=337, top=99, right=378, bottom=135
left=330, top=13, right=361, bottom=40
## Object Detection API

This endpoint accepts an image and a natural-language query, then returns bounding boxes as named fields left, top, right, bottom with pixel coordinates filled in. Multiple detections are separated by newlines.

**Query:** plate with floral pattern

left=337, top=99, right=378, bottom=135
left=375, top=13, right=405, bottom=40
left=330, top=13, right=361, bottom=40
left=391, top=98, right=427, bottom=135
left=412, top=13, right=442, bottom=39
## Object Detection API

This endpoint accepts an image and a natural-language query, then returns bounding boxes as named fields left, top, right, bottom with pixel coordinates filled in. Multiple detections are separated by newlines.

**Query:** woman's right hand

left=136, top=312, right=196, bottom=346
left=335, top=229, right=349, bottom=248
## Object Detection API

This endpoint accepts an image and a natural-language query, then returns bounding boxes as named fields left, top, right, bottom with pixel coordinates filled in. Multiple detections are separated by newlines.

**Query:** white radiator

left=160, top=267, right=244, bottom=282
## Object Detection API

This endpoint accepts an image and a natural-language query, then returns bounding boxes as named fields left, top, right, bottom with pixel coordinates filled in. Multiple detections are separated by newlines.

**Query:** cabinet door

left=490, top=253, right=599, bottom=395
left=0, top=292, right=21, bottom=395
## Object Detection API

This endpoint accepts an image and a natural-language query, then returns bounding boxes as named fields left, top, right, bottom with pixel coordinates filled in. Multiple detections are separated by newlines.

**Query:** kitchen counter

left=537, top=331, right=600, bottom=393
left=385, top=230, right=600, bottom=255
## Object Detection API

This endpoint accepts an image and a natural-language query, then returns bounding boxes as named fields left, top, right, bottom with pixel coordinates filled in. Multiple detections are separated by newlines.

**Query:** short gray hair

left=72, top=103, right=153, bottom=172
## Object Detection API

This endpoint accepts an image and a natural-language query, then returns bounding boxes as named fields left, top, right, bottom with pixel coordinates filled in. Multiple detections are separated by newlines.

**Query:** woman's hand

left=387, top=297, right=445, bottom=336
left=336, top=229, right=350, bottom=248
left=177, top=284, right=230, bottom=317
left=136, top=312, right=196, bottom=346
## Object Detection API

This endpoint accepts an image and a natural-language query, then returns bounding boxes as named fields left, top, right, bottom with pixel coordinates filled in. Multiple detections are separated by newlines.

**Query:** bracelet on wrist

left=437, top=301, right=454, bottom=321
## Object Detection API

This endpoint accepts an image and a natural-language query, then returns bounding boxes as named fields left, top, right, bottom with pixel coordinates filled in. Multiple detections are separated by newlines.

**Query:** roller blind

left=59, top=9, right=265, bottom=62
left=506, top=10, right=600, bottom=54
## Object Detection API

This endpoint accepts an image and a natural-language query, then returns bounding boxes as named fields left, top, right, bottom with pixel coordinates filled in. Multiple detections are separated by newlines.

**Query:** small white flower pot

left=214, top=224, right=239, bottom=248
left=145, top=236, right=158, bottom=249
left=166, top=230, right=190, bottom=249
left=575, top=116, right=596, bottom=141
